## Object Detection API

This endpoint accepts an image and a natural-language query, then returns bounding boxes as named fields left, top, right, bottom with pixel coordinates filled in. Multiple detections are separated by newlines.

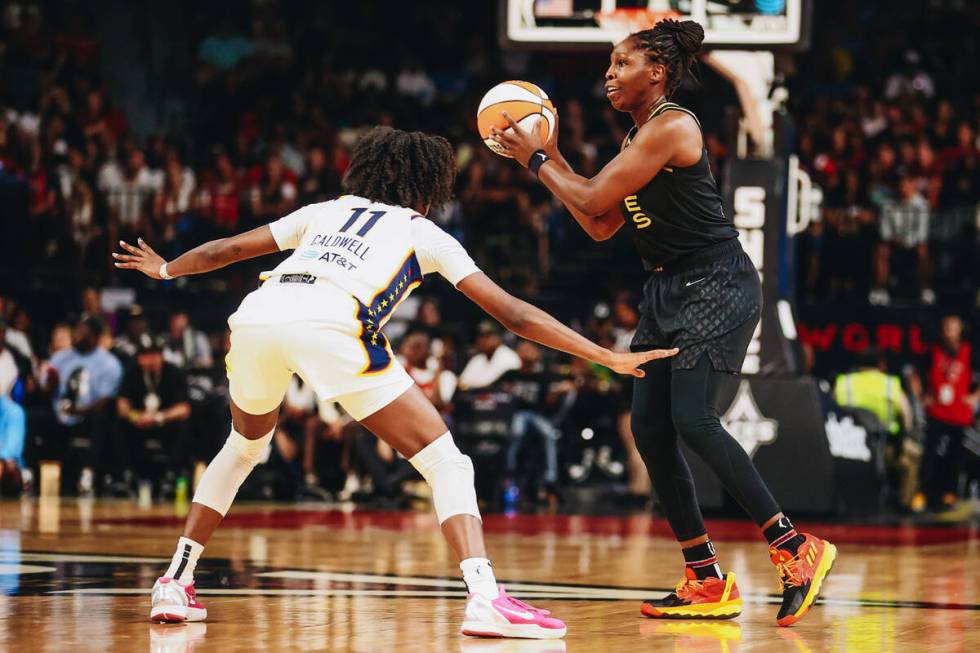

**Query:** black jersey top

left=620, top=102, right=737, bottom=270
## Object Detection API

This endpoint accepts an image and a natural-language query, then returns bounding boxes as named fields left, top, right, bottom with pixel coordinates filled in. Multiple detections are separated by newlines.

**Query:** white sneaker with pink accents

left=461, top=585, right=567, bottom=639
left=150, top=577, right=208, bottom=623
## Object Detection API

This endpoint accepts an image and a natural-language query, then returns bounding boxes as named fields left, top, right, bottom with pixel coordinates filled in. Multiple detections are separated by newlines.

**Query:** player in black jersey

left=491, top=19, right=836, bottom=627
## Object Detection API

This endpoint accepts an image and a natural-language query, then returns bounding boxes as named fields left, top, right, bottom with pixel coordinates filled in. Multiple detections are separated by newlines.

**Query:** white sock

left=164, top=536, right=204, bottom=584
left=460, top=557, right=498, bottom=600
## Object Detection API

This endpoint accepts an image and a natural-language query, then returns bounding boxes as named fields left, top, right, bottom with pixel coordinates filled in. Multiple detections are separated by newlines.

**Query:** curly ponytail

left=631, top=19, right=705, bottom=98
left=342, top=126, right=456, bottom=210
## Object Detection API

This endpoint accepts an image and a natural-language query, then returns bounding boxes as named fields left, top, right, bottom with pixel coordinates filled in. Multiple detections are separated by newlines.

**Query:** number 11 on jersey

left=340, top=208, right=385, bottom=237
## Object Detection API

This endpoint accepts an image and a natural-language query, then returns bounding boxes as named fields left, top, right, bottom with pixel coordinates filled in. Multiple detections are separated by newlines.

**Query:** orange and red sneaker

left=770, top=533, right=837, bottom=627
left=641, top=568, right=742, bottom=620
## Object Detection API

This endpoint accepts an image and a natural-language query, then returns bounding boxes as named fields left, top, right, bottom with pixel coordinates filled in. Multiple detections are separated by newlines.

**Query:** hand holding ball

left=477, top=81, right=557, bottom=159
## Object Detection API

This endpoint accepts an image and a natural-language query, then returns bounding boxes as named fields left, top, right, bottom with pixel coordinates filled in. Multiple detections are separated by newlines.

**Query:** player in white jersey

left=115, top=127, right=676, bottom=639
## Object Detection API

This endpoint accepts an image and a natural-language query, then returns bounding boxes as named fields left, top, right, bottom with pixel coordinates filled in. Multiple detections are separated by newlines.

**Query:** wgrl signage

left=794, top=304, right=961, bottom=378
left=683, top=376, right=881, bottom=515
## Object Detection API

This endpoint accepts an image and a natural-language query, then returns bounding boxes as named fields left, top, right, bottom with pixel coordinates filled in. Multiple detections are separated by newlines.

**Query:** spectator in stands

left=409, top=296, right=459, bottom=365
left=0, top=300, right=33, bottom=360
left=302, top=399, right=351, bottom=497
left=833, top=348, right=918, bottom=509
left=248, top=152, right=296, bottom=223
left=608, top=295, right=651, bottom=505
left=871, top=175, right=934, bottom=305
left=0, top=319, right=27, bottom=495
left=0, top=394, right=26, bottom=496
left=116, top=335, right=191, bottom=495
left=45, top=317, right=123, bottom=494
left=153, top=151, right=196, bottom=244
left=97, top=147, right=163, bottom=240
left=80, top=286, right=116, bottom=334
left=65, top=174, right=97, bottom=269
left=397, top=330, right=456, bottom=419
left=0, top=320, right=20, bottom=398
left=77, top=88, right=128, bottom=145
left=834, top=348, right=913, bottom=434
left=913, top=315, right=979, bottom=511
left=395, top=58, right=436, bottom=106
left=113, top=305, right=151, bottom=362
left=46, top=324, right=72, bottom=357
left=273, top=376, right=322, bottom=499
left=352, top=427, right=418, bottom=507
left=198, top=18, right=255, bottom=71
left=499, top=341, right=572, bottom=502
left=297, top=145, right=341, bottom=205
left=163, top=311, right=213, bottom=371
left=458, top=321, right=520, bottom=390
left=195, top=150, right=243, bottom=234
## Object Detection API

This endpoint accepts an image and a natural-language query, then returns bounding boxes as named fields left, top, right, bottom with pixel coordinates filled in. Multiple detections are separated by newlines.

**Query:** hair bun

left=657, top=18, right=704, bottom=56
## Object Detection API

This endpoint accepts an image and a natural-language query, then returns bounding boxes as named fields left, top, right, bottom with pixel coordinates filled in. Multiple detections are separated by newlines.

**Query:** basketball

left=477, top=80, right=557, bottom=157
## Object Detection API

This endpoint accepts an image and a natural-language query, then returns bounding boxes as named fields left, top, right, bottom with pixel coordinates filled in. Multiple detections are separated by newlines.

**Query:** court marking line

left=255, top=571, right=980, bottom=611
left=256, top=570, right=615, bottom=595
left=0, top=553, right=170, bottom=564
left=0, top=564, right=58, bottom=574
left=43, top=587, right=980, bottom=610
left=15, top=551, right=980, bottom=611
left=49, top=588, right=629, bottom=599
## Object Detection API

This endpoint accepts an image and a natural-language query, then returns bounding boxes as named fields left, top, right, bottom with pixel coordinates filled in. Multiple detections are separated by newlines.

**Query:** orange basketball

left=477, top=80, right=557, bottom=158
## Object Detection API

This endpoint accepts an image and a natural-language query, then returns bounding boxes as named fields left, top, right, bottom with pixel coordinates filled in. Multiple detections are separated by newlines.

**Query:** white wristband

left=159, top=262, right=173, bottom=280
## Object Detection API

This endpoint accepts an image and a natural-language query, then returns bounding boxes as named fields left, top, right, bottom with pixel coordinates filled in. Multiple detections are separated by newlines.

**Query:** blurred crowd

left=0, top=286, right=649, bottom=509
left=790, top=6, right=979, bottom=306
left=794, top=83, right=979, bottom=306
left=0, top=2, right=977, bottom=511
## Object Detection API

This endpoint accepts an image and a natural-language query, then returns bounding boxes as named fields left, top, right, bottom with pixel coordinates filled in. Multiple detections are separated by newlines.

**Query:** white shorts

left=225, top=285, right=414, bottom=420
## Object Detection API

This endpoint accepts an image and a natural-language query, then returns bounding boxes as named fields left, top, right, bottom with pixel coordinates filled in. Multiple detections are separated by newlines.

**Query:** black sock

left=682, top=540, right=723, bottom=580
left=764, top=516, right=806, bottom=553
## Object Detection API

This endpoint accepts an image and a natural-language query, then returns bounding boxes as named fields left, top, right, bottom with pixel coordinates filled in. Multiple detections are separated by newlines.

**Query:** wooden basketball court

left=1, top=499, right=977, bottom=652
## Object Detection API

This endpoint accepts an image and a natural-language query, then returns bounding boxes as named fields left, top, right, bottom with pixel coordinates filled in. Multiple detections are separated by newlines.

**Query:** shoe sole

left=461, top=622, right=567, bottom=639
left=778, top=542, right=837, bottom=627
left=641, top=598, right=742, bottom=620
left=150, top=605, right=208, bottom=623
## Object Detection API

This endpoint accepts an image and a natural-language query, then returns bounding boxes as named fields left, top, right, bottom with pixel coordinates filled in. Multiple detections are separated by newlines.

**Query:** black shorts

left=631, top=240, right=762, bottom=372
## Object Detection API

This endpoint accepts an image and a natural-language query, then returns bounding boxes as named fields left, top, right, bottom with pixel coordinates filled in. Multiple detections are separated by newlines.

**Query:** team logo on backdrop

left=722, top=380, right=778, bottom=457
left=824, top=413, right=872, bottom=462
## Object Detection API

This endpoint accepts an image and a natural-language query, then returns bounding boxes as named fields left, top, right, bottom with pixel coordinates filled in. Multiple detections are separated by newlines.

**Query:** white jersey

left=229, top=195, right=480, bottom=335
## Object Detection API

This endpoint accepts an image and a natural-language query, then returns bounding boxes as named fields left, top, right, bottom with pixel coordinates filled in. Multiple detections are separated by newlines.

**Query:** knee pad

left=192, top=427, right=272, bottom=516
left=225, top=429, right=273, bottom=467
left=409, top=432, right=480, bottom=524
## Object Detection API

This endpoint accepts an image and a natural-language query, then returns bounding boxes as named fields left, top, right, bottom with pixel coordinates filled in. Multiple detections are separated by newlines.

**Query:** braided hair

left=342, top=126, right=456, bottom=211
left=631, top=18, right=705, bottom=98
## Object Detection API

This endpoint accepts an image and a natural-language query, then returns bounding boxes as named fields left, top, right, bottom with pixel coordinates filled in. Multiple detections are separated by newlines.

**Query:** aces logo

left=722, top=380, right=778, bottom=457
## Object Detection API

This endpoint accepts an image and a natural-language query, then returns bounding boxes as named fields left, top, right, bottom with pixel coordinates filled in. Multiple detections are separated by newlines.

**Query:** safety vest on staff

left=833, top=369, right=909, bottom=436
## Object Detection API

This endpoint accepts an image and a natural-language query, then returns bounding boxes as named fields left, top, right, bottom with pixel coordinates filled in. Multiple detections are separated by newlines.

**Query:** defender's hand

left=603, top=348, right=679, bottom=378
left=113, top=238, right=165, bottom=279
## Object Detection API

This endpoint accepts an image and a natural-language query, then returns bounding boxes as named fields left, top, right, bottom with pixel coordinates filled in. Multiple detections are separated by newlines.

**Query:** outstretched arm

left=113, top=226, right=281, bottom=279
left=456, top=272, right=675, bottom=377
left=492, top=110, right=697, bottom=220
